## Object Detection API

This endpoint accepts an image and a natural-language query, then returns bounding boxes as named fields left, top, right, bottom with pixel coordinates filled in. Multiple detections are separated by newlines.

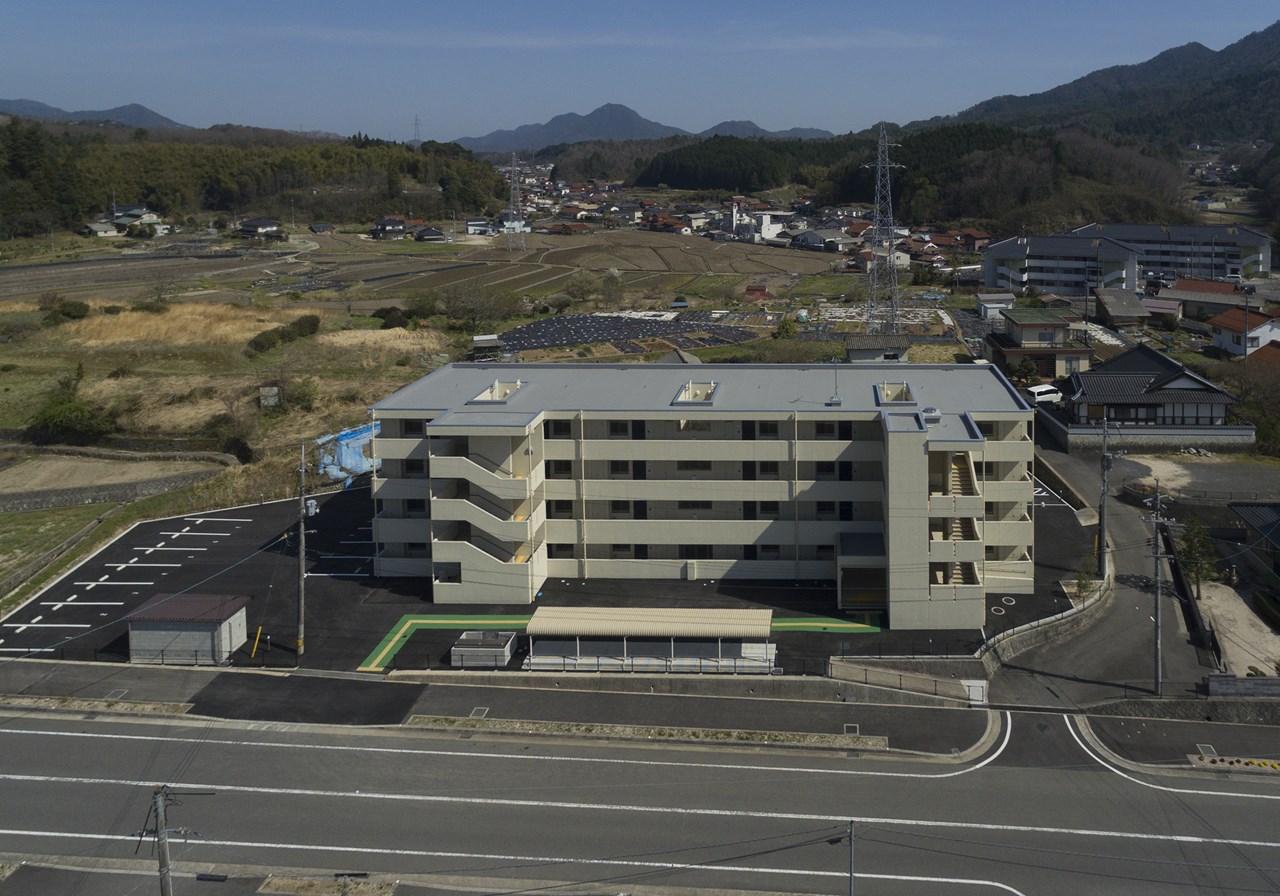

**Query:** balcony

left=375, top=437, right=430, bottom=461
left=982, top=473, right=1033, bottom=503
left=371, top=478, right=431, bottom=500
left=980, top=436, right=1033, bottom=463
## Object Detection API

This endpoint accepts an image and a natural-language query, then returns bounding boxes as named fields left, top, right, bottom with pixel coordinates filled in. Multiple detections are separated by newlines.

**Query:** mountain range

left=453, top=103, right=834, bottom=153
left=6, top=19, right=1280, bottom=150
left=0, top=98, right=187, bottom=129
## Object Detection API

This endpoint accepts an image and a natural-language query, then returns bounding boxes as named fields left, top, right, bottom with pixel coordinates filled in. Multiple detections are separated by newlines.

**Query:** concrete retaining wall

left=1089, top=697, right=1280, bottom=726
left=978, top=580, right=1114, bottom=675
left=0, top=470, right=224, bottom=512
left=1207, top=673, right=1280, bottom=697
left=1037, top=414, right=1256, bottom=454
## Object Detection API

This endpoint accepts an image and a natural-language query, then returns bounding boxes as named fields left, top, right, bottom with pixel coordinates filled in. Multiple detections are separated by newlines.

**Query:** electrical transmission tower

left=864, top=125, right=903, bottom=334
left=505, top=153, right=525, bottom=251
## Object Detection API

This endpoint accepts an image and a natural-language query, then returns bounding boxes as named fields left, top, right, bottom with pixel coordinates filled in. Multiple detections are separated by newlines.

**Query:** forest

left=0, top=117, right=508, bottom=237
left=632, top=124, right=1191, bottom=234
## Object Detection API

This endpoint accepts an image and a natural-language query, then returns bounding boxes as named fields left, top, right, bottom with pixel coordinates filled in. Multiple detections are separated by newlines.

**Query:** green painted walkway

left=358, top=611, right=881, bottom=672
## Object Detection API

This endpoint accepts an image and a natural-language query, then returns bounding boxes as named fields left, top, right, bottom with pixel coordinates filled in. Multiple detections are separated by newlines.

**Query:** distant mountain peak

left=456, top=103, right=831, bottom=153
left=0, top=98, right=187, bottom=129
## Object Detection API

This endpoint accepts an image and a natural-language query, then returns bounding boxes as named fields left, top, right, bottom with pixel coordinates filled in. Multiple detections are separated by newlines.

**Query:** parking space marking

left=1032, top=477, right=1070, bottom=507
left=41, top=601, right=122, bottom=608
left=3, top=623, right=90, bottom=628
left=134, top=547, right=206, bottom=551
left=185, top=516, right=252, bottom=523
left=159, top=531, right=231, bottom=537
left=107, top=563, right=179, bottom=569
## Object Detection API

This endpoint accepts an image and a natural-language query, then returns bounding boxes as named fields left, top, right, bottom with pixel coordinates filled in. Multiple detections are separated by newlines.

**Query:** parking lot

left=1, top=474, right=1091, bottom=673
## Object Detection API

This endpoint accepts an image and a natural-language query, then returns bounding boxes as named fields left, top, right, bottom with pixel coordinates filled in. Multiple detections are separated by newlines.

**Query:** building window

left=815, top=461, right=836, bottom=480
left=609, top=460, right=630, bottom=477
left=608, top=420, right=630, bottom=438
left=680, top=419, right=712, bottom=433
left=548, top=460, right=573, bottom=479
left=677, top=500, right=712, bottom=511
left=404, top=458, right=427, bottom=478
left=815, top=421, right=837, bottom=439
left=758, top=461, right=780, bottom=479
left=759, top=421, right=780, bottom=438
left=610, top=500, right=630, bottom=516
left=760, top=501, right=780, bottom=518
left=816, top=500, right=836, bottom=519
left=402, top=419, right=425, bottom=437
left=548, top=543, right=575, bottom=559
left=405, top=542, right=429, bottom=558
left=759, top=544, right=780, bottom=559
left=679, top=544, right=712, bottom=560
left=676, top=459, right=712, bottom=472
left=405, top=498, right=428, bottom=518
left=550, top=500, right=574, bottom=518
left=546, top=419, right=572, bottom=439
left=816, top=544, right=835, bottom=561
left=610, top=544, right=631, bottom=557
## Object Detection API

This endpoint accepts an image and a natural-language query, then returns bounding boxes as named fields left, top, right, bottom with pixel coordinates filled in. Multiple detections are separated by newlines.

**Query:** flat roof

left=372, top=363, right=1029, bottom=417
left=526, top=606, right=773, bottom=638
left=131, top=593, right=250, bottom=624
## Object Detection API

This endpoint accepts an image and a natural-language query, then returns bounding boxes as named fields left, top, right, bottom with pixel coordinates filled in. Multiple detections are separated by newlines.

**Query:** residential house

left=414, top=227, right=447, bottom=242
left=84, top=221, right=121, bottom=238
left=1209, top=306, right=1280, bottom=358
left=239, top=218, right=283, bottom=239
left=958, top=228, right=991, bottom=252
left=844, top=334, right=910, bottom=362
left=1092, top=288, right=1151, bottom=329
left=369, top=362, right=1036, bottom=630
left=984, top=308, right=1091, bottom=378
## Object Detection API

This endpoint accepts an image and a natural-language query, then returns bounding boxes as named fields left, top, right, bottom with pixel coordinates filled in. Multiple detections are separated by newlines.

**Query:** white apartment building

left=370, top=363, right=1036, bottom=630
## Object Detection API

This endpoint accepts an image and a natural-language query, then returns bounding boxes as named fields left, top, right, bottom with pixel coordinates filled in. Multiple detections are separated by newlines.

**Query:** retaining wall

left=1207, top=673, right=1280, bottom=698
left=1037, top=414, right=1256, bottom=454
left=978, top=580, right=1114, bottom=675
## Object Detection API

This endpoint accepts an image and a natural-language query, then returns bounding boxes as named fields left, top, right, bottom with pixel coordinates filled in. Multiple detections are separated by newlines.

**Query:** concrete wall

left=978, top=579, right=1114, bottom=675
left=1037, top=415, right=1256, bottom=454
left=1207, top=673, right=1280, bottom=697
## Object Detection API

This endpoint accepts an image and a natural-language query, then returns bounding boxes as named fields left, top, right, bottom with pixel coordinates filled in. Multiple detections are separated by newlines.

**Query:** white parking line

left=134, top=547, right=206, bottom=551
left=41, top=601, right=122, bottom=608
left=159, top=531, right=230, bottom=537
left=107, top=563, right=179, bottom=568
left=1032, top=477, right=1069, bottom=507
left=186, top=516, right=252, bottom=523
left=1, top=623, right=91, bottom=628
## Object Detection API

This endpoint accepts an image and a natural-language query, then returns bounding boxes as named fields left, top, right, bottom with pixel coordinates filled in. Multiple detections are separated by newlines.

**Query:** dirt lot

left=1198, top=581, right=1280, bottom=675
left=0, top=456, right=222, bottom=493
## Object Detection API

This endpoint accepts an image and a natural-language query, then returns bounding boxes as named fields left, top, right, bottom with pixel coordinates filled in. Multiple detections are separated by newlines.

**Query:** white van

left=1026, top=384, right=1063, bottom=405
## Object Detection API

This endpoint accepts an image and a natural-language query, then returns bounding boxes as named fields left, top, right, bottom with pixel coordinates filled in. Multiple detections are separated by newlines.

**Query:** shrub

left=102, top=305, right=125, bottom=315
left=0, top=363, right=16, bottom=373
left=27, top=387, right=114, bottom=445
left=378, top=308, right=409, bottom=330
left=130, top=299, right=171, bottom=314
left=246, top=314, right=320, bottom=355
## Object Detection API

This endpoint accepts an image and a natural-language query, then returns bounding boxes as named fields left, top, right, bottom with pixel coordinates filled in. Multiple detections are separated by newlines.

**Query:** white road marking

left=106, top=563, right=179, bottom=569
left=0, top=714, right=1012, bottom=781
left=40, top=602, right=122, bottom=608
left=0, top=648, right=53, bottom=652
left=1, top=771, right=1276, bottom=853
left=0, top=829, right=1028, bottom=893
left=133, top=547, right=206, bottom=551
left=1032, top=477, right=1070, bottom=507
left=1063, top=714, right=1280, bottom=801
left=159, top=531, right=230, bottom=537
left=185, top=516, right=252, bottom=522
left=72, top=582, right=153, bottom=586
left=1, top=623, right=90, bottom=629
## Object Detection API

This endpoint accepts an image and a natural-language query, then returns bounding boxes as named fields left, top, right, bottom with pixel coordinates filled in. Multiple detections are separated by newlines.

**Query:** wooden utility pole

left=153, top=786, right=175, bottom=896
left=297, top=441, right=307, bottom=659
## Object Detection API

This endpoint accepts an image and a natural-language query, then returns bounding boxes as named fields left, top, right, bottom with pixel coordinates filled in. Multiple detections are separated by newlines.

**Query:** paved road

left=0, top=710, right=1276, bottom=895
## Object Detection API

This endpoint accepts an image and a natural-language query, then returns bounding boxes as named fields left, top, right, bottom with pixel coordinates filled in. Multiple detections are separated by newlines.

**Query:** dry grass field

left=0, top=227, right=867, bottom=473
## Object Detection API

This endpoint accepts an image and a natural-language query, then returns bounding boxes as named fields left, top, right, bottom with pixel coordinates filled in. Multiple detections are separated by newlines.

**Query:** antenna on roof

left=826, top=365, right=842, bottom=406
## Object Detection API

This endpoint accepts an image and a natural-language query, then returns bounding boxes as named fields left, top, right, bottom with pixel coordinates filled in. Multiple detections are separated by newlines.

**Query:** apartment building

left=983, top=224, right=1273, bottom=297
left=370, top=363, right=1036, bottom=631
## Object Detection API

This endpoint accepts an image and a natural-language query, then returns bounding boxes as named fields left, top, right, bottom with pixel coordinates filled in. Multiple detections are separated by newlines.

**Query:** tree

left=1177, top=520, right=1218, bottom=601
left=600, top=269, right=624, bottom=307
left=773, top=317, right=798, bottom=339
left=441, top=286, right=517, bottom=333
left=1011, top=358, right=1040, bottom=385
left=563, top=272, right=598, bottom=305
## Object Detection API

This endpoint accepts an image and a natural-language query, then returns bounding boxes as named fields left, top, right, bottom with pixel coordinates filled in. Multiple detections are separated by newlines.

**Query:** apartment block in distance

left=370, top=363, right=1036, bottom=631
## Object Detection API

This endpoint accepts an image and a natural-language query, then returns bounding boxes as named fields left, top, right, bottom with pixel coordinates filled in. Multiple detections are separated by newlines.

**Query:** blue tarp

left=316, top=421, right=380, bottom=484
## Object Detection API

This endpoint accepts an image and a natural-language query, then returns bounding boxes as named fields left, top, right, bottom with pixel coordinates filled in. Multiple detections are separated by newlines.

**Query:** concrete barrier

left=978, top=579, right=1114, bottom=675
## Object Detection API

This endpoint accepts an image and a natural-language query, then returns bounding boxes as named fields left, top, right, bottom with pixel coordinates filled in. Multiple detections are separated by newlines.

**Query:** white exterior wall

left=370, top=366, right=1034, bottom=630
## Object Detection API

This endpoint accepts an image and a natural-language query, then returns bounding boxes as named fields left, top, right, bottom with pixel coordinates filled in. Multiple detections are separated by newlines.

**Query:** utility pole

left=153, top=786, right=175, bottom=896
left=1150, top=480, right=1168, bottom=697
left=297, top=441, right=307, bottom=660
left=848, top=820, right=856, bottom=896
left=1097, top=423, right=1115, bottom=579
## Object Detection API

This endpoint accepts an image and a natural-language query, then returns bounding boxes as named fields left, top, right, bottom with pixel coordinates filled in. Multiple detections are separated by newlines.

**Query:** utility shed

left=129, top=593, right=250, bottom=665
left=450, top=630, right=517, bottom=668
left=524, top=606, right=775, bottom=673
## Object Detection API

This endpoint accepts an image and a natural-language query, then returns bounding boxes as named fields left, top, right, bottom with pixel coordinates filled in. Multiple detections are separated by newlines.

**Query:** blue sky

left=4, top=2, right=1278, bottom=141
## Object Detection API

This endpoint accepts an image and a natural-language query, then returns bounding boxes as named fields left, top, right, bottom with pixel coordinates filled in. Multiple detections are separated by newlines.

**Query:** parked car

left=1026, top=384, right=1064, bottom=405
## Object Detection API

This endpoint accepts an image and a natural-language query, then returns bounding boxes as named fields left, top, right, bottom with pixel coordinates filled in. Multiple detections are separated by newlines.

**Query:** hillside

left=919, top=21, right=1280, bottom=142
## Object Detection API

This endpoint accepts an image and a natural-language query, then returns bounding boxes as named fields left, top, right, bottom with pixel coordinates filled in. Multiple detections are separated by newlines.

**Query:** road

left=0, top=710, right=1276, bottom=895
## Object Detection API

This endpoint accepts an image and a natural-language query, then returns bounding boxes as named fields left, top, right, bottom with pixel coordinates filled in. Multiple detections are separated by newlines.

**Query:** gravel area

left=1197, top=581, right=1280, bottom=675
